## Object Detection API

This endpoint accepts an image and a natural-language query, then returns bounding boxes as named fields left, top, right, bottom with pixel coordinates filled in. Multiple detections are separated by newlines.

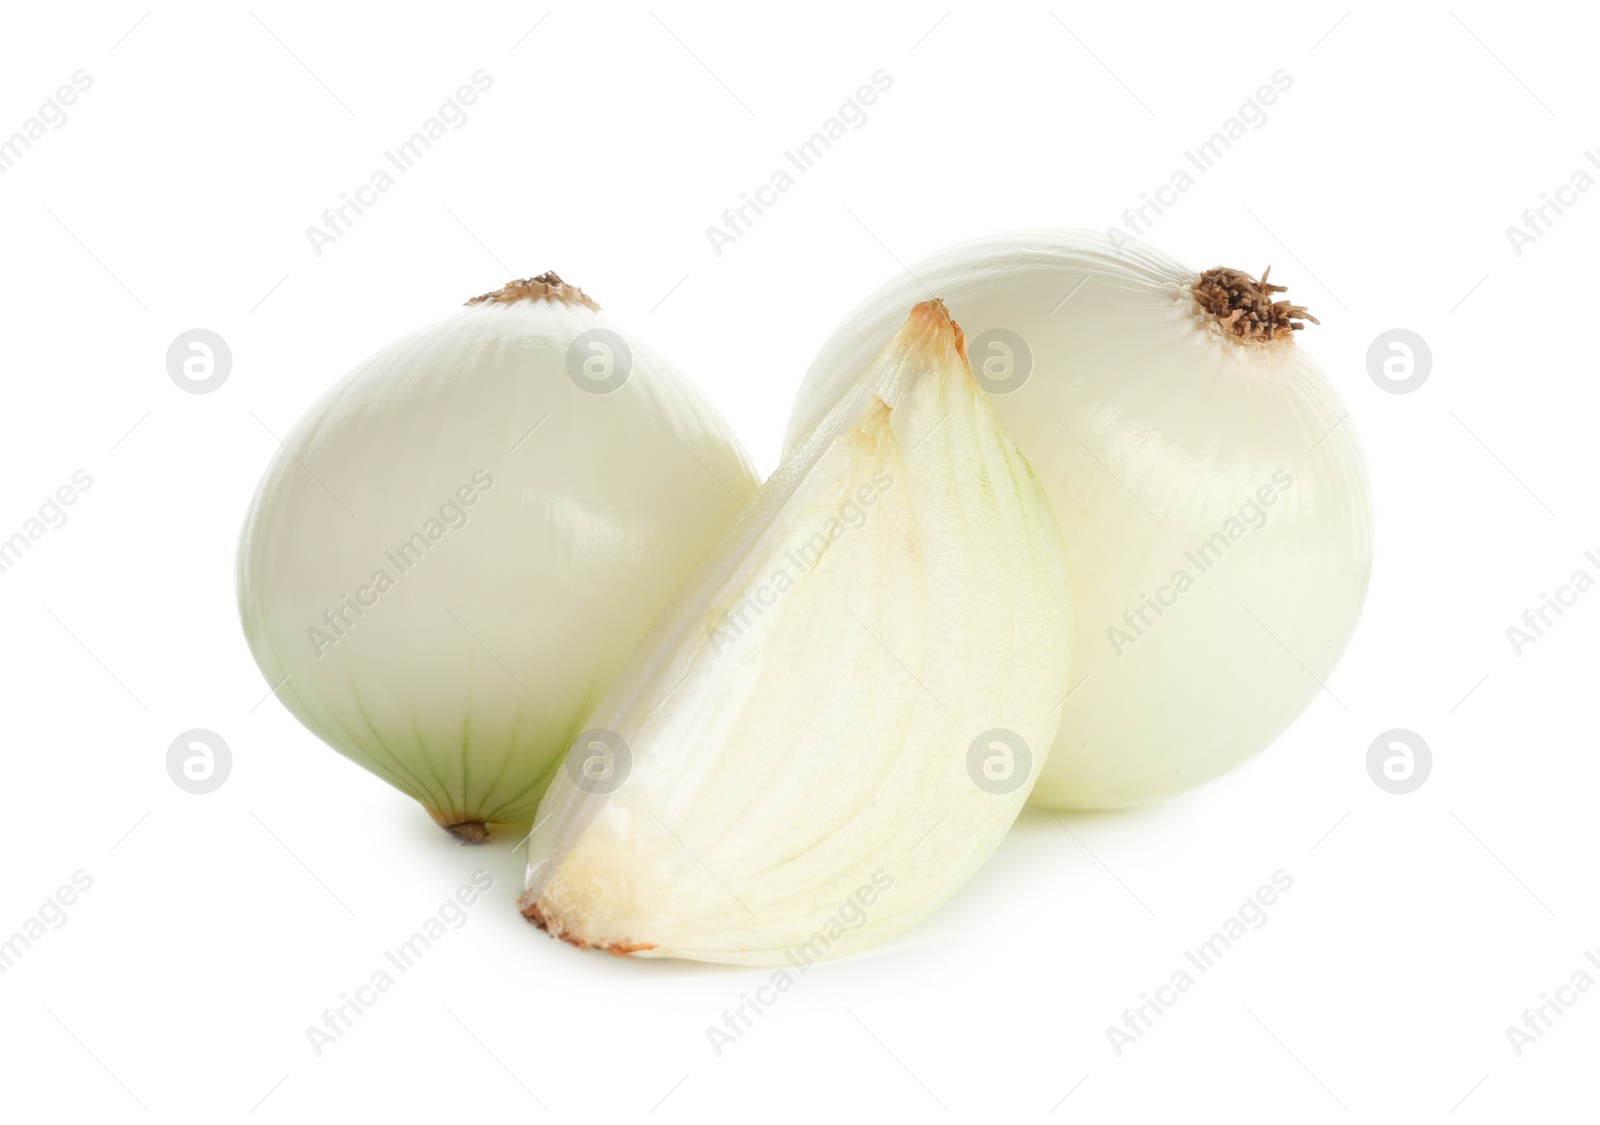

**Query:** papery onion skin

left=785, top=232, right=1373, bottom=809
left=238, top=275, right=758, bottom=839
left=520, top=301, right=1072, bottom=963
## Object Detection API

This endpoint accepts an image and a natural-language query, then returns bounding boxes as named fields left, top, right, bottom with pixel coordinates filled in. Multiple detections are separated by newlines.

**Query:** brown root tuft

left=1192, top=266, right=1317, bottom=342
left=466, top=272, right=599, bottom=310
left=443, top=820, right=492, bottom=845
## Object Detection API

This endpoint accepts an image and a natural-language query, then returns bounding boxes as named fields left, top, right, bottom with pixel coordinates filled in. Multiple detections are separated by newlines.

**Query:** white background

left=1, top=2, right=1595, bottom=1120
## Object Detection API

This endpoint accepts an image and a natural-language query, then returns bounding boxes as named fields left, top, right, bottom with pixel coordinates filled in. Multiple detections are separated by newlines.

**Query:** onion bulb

left=520, top=301, right=1072, bottom=963
left=238, top=274, right=758, bottom=840
left=786, top=231, right=1372, bottom=809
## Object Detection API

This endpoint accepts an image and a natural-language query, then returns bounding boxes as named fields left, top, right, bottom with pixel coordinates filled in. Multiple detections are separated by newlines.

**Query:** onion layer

left=521, top=301, right=1072, bottom=962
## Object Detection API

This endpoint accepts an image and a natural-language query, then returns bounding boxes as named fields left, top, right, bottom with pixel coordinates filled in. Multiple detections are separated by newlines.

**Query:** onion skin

left=238, top=280, right=758, bottom=838
left=785, top=231, right=1373, bottom=809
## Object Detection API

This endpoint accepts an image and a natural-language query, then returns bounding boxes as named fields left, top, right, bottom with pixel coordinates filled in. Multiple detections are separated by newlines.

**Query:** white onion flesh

left=238, top=277, right=758, bottom=838
left=521, top=301, right=1072, bottom=963
left=786, top=232, right=1373, bottom=809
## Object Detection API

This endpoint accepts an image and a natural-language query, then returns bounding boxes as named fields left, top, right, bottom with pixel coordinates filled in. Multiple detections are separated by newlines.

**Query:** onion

left=238, top=274, right=758, bottom=840
left=786, top=231, right=1373, bottom=809
left=520, top=301, right=1072, bottom=962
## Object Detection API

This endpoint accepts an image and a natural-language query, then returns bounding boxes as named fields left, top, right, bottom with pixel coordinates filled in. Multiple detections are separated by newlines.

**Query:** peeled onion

left=238, top=274, right=758, bottom=839
left=786, top=231, right=1373, bottom=809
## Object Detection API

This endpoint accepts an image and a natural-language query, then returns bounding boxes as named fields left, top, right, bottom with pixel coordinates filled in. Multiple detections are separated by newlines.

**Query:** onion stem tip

left=1193, top=265, right=1318, bottom=341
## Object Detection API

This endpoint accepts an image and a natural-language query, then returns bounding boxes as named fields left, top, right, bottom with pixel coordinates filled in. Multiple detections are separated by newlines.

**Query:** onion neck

left=1190, top=266, right=1316, bottom=345
left=466, top=272, right=599, bottom=310
left=905, top=298, right=966, bottom=359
